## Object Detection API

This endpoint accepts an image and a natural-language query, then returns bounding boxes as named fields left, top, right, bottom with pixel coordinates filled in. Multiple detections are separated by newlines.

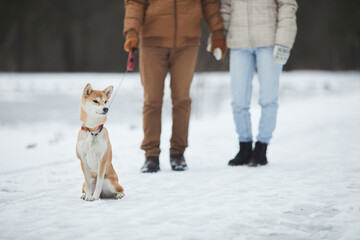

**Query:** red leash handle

left=127, top=48, right=137, bottom=71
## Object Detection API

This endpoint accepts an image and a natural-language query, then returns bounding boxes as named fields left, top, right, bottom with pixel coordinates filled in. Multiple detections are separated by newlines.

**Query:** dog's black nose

left=103, top=107, right=108, bottom=113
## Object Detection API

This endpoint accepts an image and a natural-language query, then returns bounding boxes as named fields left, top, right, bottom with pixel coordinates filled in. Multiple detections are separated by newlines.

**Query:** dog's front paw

left=80, top=193, right=86, bottom=200
left=115, top=192, right=125, bottom=199
left=85, top=196, right=96, bottom=201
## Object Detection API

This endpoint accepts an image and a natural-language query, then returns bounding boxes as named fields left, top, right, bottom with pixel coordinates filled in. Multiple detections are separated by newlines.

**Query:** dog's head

left=80, top=83, right=113, bottom=121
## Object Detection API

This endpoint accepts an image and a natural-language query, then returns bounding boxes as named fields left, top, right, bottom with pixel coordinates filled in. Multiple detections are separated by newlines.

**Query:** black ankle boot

left=228, top=142, right=252, bottom=166
left=170, top=154, right=187, bottom=171
left=141, top=156, right=160, bottom=173
left=248, top=141, right=268, bottom=167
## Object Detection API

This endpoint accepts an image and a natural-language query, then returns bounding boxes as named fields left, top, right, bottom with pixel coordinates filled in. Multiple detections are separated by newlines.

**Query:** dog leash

left=108, top=48, right=137, bottom=109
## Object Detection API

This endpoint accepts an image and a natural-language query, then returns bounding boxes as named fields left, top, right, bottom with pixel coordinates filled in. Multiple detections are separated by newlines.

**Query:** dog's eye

left=104, top=100, right=107, bottom=104
left=93, top=100, right=99, bottom=103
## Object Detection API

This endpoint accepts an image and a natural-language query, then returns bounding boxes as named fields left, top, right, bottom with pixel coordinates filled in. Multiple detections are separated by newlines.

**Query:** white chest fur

left=77, top=131, right=108, bottom=172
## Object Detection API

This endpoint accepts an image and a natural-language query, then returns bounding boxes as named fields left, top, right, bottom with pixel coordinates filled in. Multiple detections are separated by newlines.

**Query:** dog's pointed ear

left=83, top=83, right=92, bottom=96
left=104, top=85, right=113, bottom=97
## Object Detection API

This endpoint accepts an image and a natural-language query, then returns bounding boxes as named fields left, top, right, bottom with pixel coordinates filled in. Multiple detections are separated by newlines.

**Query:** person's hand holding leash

left=124, top=38, right=138, bottom=53
left=124, top=30, right=138, bottom=53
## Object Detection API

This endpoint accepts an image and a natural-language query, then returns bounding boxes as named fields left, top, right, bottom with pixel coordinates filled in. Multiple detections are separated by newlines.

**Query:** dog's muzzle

left=96, top=107, right=109, bottom=115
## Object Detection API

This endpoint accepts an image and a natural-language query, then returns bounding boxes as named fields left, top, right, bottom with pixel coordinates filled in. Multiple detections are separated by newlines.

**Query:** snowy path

left=0, top=72, right=359, bottom=240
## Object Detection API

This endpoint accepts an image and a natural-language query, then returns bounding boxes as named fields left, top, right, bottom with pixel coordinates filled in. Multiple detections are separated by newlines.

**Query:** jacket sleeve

left=123, top=0, right=147, bottom=38
left=275, top=0, right=298, bottom=48
left=220, top=0, right=231, bottom=35
left=201, top=0, right=224, bottom=33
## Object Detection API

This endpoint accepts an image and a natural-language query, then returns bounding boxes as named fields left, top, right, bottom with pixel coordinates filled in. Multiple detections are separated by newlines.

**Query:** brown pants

left=139, top=46, right=199, bottom=157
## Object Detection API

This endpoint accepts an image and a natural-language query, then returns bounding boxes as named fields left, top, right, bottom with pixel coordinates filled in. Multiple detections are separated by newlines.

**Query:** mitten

left=124, top=37, right=138, bottom=53
left=210, top=30, right=227, bottom=60
left=273, top=45, right=291, bottom=65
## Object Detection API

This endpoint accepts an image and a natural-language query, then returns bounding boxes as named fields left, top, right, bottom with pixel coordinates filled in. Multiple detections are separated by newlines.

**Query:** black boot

left=248, top=141, right=268, bottom=167
left=141, top=156, right=160, bottom=173
left=170, top=154, right=187, bottom=171
left=228, top=142, right=252, bottom=166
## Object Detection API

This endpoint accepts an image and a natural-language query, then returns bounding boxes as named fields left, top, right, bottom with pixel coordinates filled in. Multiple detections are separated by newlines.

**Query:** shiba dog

left=76, top=83, right=125, bottom=201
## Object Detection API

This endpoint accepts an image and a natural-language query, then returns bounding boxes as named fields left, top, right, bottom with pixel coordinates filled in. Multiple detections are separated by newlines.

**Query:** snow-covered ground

left=0, top=71, right=359, bottom=240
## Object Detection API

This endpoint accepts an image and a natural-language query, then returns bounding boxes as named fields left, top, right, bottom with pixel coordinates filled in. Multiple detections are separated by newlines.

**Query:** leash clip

left=127, top=48, right=137, bottom=71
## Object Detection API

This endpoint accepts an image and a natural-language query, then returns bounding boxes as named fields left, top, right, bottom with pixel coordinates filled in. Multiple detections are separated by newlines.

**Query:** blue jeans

left=230, top=46, right=283, bottom=144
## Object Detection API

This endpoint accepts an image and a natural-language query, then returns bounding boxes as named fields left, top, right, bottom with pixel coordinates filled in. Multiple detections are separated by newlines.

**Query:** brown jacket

left=124, top=0, right=224, bottom=48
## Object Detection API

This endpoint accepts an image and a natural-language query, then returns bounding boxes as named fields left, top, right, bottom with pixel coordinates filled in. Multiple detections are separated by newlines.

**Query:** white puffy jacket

left=221, top=0, right=298, bottom=49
